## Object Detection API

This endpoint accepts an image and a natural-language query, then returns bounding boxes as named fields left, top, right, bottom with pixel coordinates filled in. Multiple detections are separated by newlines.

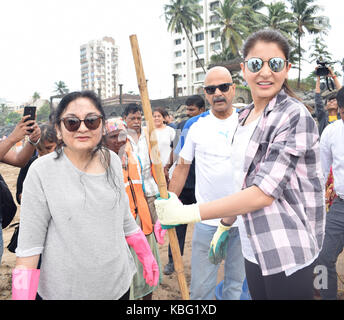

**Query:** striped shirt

left=238, top=89, right=326, bottom=276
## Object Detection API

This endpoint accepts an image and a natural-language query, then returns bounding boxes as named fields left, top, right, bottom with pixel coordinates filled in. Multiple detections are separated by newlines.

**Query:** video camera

left=316, top=60, right=330, bottom=77
left=316, top=60, right=335, bottom=91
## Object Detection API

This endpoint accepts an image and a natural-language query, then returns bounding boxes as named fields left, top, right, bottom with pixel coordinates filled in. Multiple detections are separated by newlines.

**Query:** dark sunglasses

left=204, top=82, right=233, bottom=95
left=245, top=57, right=288, bottom=73
left=61, top=115, right=103, bottom=132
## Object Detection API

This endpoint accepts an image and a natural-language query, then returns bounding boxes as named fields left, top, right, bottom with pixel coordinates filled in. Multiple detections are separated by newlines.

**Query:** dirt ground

left=1, top=162, right=343, bottom=300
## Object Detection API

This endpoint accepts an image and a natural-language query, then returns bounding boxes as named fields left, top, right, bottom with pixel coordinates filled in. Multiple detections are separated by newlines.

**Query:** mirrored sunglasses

left=245, top=57, right=288, bottom=73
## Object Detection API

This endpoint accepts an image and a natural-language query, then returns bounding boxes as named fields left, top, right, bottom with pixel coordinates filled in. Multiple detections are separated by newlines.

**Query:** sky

left=0, top=0, right=343, bottom=105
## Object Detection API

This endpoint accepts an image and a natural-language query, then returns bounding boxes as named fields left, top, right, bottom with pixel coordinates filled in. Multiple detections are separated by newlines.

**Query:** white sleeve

left=179, top=125, right=195, bottom=162
left=319, top=126, right=332, bottom=179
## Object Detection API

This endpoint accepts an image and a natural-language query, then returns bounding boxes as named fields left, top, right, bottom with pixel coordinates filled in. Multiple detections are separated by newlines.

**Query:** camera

left=316, top=60, right=330, bottom=77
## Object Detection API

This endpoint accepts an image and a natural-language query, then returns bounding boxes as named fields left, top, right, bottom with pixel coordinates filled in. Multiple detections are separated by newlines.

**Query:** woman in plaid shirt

left=155, top=29, right=326, bottom=300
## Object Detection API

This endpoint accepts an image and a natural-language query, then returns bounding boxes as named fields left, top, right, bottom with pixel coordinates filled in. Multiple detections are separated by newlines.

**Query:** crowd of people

left=0, top=28, right=343, bottom=300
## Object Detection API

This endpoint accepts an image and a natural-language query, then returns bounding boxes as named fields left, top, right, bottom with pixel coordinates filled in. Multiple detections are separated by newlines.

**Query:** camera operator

left=315, top=66, right=342, bottom=136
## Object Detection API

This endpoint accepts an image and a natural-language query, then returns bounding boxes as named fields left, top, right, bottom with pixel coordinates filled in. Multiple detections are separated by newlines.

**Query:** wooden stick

left=129, top=34, right=190, bottom=300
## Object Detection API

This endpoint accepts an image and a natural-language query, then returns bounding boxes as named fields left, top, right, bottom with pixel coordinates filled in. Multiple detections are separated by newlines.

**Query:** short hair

left=185, top=95, right=205, bottom=109
left=326, top=91, right=338, bottom=102
left=336, top=87, right=344, bottom=108
left=123, top=103, right=142, bottom=117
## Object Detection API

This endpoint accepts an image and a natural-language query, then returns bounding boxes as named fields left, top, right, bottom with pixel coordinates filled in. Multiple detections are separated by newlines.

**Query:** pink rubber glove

left=154, top=220, right=167, bottom=245
left=12, top=268, right=40, bottom=300
left=126, top=230, right=159, bottom=286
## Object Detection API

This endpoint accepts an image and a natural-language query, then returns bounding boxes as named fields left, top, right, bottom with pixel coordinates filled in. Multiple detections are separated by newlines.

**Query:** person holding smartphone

left=154, top=29, right=325, bottom=300
left=0, top=114, right=40, bottom=265
left=12, top=91, right=159, bottom=300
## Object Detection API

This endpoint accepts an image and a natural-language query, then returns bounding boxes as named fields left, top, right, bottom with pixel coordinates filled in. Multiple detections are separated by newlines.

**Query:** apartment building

left=80, top=37, right=119, bottom=99
left=171, top=0, right=222, bottom=96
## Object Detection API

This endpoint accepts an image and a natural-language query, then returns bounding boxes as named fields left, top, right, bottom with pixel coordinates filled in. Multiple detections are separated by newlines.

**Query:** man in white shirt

left=168, top=66, right=245, bottom=300
left=317, top=86, right=344, bottom=300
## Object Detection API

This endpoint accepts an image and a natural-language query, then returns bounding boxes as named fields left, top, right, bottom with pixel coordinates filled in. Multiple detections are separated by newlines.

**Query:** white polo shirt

left=179, top=109, right=238, bottom=226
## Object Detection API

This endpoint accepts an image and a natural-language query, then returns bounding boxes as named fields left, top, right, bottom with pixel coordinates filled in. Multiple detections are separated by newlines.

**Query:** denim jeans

left=190, top=222, right=245, bottom=300
left=317, top=197, right=344, bottom=300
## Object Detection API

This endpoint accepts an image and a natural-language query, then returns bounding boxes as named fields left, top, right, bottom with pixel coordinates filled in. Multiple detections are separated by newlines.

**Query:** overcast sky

left=0, top=0, right=343, bottom=104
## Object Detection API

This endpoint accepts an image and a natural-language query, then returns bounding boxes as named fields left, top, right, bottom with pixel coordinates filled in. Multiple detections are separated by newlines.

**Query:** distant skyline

left=0, top=0, right=343, bottom=105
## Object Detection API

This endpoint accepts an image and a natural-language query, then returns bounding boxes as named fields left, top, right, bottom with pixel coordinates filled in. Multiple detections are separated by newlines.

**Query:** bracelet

left=220, top=218, right=233, bottom=227
left=28, top=136, right=40, bottom=146
left=332, top=75, right=337, bottom=79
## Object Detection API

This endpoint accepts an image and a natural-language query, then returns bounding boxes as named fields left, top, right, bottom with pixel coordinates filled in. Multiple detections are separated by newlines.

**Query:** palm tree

left=164, top=0, right=206, bottom=73
left=240, top=0, right=266, bottom=33
left=54, top=81, right=69, bottom=95
left=32, top=92, right=40, bottom=103
left=262, top=2, right=295, bottom=38
left=309, top=35, right=333, bottom=64
left=212, top=0, right=249, bottom=58
left=288, top=0, right=330, bottom=88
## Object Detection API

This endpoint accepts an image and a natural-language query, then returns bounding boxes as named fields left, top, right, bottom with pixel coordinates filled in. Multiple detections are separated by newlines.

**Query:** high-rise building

left=80, top=37, right=119, bottom=99
left=171, top=0, right=222, bottom=96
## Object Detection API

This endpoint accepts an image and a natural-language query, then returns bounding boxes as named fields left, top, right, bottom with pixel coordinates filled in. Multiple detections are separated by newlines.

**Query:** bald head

left=203, top=66, right=235, bottom=119
left=204, top=66, right=232, bottom=86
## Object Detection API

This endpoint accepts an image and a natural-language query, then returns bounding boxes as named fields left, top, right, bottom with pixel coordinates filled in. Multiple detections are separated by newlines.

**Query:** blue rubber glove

left=208, top=221, right=232, bottom=265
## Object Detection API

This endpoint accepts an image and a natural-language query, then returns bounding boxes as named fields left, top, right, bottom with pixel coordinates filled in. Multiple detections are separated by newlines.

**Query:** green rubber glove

left=154, top=192, right=201, bottom=226
left=208, top=221, right=232, bottom=265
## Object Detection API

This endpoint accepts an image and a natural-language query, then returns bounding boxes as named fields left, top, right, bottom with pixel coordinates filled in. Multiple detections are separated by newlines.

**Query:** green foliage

left=5, top=112, right=21, bottom=125
left=36, top=102, right=51, bottom=123
left=164, top=0, right=206, bottom=72
left=54, top=81, right=69, bottom=95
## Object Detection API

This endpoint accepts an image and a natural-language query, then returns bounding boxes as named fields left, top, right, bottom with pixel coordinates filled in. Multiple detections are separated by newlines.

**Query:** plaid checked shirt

left=238, top=89, right=326, bottom=276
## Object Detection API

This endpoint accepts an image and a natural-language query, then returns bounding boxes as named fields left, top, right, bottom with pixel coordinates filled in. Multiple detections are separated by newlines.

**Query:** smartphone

left=23, top=106, right=36, bottom=133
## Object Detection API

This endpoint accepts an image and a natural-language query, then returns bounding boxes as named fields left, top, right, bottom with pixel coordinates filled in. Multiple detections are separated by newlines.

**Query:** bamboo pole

left=129, top=34, right=190, bottom=300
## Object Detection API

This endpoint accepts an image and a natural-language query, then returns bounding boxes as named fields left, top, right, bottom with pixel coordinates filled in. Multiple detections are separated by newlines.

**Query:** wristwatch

left=28, top=136, right=40, bottom=146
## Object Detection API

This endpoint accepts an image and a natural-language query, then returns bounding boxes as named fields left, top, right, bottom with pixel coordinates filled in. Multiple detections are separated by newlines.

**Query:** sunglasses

left=245, top=57, right=288, bottom=73
left=204, top=82, right=233, bottom=95
left=61, top=115, right=103, bottom=132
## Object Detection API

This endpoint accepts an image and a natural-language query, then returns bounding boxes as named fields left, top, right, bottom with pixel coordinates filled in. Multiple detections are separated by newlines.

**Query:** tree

left=288, top=0, right=330, bottom=88
left=5, top=112, right=21, bottom=125
left=164, top=0, right=206, bottom=73
left=309, top=35, right=333, bottom=64
left=261, top=2, right=295, bottom=38
left=54, top=81, right=69, bottom=95
left=36, top=102, right=51, bottom=123
left=32, top=92, right=40, bottom=103
left=240, top=0, right=266, bottom=33
left=212, top=0, right=249, bottom=57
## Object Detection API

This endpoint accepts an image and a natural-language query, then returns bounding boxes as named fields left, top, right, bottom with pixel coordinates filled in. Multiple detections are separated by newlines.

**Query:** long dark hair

left=54, top=90, right=120, bottom=197
left=242, top=29, right=300, bottom=101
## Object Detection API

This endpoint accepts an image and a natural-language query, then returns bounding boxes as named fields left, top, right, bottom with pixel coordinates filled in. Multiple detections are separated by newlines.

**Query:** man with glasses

left=167, top=66, right=245, bottom=300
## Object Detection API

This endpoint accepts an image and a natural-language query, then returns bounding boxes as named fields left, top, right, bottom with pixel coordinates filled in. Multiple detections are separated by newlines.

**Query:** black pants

left=167, top=189, right=196, bottom=263
left=245, top=259, right=315, bottom=300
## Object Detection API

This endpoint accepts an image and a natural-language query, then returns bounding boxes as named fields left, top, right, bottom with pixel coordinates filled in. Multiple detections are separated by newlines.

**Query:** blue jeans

left=317, top=197, right=344, bottom=300
left=190, top=222, right=245, bottom=300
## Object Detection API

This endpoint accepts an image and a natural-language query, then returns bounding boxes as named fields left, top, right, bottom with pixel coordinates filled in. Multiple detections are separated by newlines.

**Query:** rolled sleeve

left=253, top=108, right=316, bottom=199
